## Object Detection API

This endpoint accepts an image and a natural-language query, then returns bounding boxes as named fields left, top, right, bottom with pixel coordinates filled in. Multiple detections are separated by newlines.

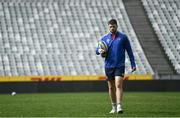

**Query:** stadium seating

left=142, top=0, right=180, bottom=74
left=0, top=0, right=154, bottom=76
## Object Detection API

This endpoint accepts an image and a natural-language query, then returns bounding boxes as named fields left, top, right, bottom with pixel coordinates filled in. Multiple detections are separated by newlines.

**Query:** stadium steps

left=123, top=0, right=176, bottom=75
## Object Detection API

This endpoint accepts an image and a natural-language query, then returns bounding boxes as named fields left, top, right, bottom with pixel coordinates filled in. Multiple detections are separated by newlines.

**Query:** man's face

left=108, top=24, right=118, bottom=34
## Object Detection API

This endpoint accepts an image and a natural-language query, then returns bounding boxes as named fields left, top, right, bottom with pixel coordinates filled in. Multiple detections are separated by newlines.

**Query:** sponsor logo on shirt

left=106, top=38, right=110, bottom=44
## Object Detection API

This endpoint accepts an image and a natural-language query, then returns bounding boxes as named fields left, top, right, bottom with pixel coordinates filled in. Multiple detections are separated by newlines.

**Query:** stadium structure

left=0, top=0, right=180, bottom=93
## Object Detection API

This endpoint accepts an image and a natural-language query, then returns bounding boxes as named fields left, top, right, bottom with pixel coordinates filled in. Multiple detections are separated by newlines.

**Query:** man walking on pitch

left=96, top=19, right=136, bottom=113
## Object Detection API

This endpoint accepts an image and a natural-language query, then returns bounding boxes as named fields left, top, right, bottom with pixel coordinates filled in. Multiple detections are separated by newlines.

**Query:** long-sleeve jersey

left=96, top=31, right=136, bottom=69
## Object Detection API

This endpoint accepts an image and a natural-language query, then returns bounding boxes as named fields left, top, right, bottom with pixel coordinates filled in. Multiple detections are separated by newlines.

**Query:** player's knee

left=108, top=85, right=115, bottom=91
left=116, top=83, right=122, bottom=89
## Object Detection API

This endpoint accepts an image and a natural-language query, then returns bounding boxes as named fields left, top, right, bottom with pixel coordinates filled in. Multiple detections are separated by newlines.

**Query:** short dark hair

left=108, top=19, right=117, bottom=25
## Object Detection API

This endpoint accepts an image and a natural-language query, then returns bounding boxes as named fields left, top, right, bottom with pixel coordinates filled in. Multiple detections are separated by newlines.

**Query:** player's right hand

left=98, top=48, right=105, bottom=54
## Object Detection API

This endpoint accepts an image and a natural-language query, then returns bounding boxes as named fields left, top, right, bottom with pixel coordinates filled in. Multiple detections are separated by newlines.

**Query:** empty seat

left=142, top=0, right=180, bottom=74
left=0, top=0, right=154, bottom=76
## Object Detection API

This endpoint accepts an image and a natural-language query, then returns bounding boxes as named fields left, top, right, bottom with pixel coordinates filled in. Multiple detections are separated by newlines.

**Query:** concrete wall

left=0, top=80, right=180, bottom=94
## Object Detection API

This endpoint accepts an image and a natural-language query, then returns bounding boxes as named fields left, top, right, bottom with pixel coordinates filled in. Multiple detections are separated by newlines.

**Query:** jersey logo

left=106, top=38, right=110, bottom=44
left=117, top=38, right=121, bottom=41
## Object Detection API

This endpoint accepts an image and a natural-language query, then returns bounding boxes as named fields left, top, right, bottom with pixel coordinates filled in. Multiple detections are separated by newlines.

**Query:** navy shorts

left=105, top=66, right=125, bottom=81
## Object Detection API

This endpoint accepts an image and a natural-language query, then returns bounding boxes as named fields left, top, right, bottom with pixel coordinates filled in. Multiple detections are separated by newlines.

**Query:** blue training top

left=96, top=31, right=136, bottom=69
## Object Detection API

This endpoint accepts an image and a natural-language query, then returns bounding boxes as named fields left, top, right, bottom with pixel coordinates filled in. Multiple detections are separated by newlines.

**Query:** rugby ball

left=98, top=41, right=108, bottom=57
left=98, top=41, right=108, bottom=52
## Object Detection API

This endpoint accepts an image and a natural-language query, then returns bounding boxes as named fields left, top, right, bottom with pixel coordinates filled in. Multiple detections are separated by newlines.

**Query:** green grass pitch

left=0, top=92, right=180, bottom=117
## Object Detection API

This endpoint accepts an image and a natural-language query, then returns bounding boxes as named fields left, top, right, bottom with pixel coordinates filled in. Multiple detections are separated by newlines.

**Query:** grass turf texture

left=0, top=92, right=180, bottom=117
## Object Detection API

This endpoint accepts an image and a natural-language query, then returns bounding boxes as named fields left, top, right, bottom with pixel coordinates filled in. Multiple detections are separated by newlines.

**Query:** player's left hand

left=131, top=67, right=136, bottom=73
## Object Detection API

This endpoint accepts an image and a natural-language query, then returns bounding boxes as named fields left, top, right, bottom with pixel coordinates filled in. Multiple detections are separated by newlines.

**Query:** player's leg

left=107, top=80, right=116, bottom=113
left=114, top=67, right=125, bottom=113
left=105, top=68, right=116, bottom=113
left=115, top=76, right=123, bottom=113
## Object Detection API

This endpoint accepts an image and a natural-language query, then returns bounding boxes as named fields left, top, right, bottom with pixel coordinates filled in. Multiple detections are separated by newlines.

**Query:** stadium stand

left=123, top=0, right=176, bottom=75
left=142, top=0, right=180, bottom=74
left=0, top=0, right=154, bottom=77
